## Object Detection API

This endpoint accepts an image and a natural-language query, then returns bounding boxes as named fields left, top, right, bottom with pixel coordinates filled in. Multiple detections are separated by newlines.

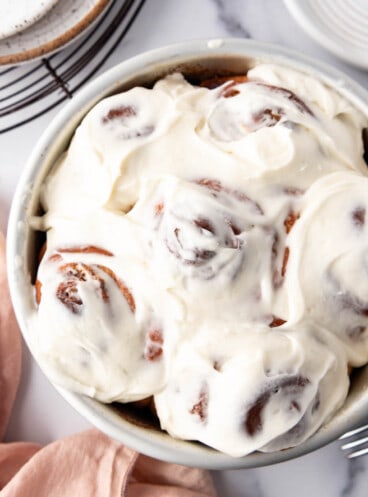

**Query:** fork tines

left=340, top=424, right=368, bottom=459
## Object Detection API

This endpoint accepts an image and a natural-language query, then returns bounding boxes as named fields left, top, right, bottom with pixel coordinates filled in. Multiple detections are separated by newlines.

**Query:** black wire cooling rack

left=0, top=0, right=145, bottom=134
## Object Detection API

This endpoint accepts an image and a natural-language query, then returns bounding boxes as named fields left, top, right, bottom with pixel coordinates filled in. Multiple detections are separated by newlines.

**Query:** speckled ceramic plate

left=0, top=0, right=59, bottom=40
left=284, top=0, right=368, bottom=70
left=0, top=0, right=112, bottom=66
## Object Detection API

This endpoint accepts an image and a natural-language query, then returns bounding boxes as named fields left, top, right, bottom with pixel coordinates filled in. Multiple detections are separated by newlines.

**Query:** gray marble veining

left=209, top=0, right=251, bottom=38
left=341, top=457, right=367, bottom=497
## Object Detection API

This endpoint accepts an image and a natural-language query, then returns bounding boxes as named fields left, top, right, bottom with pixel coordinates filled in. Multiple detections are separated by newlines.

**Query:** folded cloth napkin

left=0, top=232, right=216, bottom=497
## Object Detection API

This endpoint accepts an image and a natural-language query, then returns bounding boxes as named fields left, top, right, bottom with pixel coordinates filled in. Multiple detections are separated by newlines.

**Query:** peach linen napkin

left=0, top=232, right=217, bottom=497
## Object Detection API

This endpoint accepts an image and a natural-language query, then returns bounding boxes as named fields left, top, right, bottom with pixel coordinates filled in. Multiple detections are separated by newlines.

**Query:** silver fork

left=340, top=424, right=368, bottom=458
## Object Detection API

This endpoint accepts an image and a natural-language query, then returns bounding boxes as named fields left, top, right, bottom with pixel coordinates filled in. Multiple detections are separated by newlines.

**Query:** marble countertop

left=1, top=1, right=368, bottom=495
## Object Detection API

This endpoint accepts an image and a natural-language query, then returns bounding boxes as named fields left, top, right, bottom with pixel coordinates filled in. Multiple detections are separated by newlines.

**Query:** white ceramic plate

left=0, top=0, right=112, bottom=65
left=284, top=0, right=368, bottom=70
left=0, top=0, right=59, bottom=40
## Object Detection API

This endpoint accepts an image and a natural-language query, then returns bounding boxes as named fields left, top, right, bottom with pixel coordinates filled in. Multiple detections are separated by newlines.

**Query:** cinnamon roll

left=154, top=325, right=348, bottom=456
left=32, top=243, right=168, bottom=402
left=286, top=172, right=368, bottom=366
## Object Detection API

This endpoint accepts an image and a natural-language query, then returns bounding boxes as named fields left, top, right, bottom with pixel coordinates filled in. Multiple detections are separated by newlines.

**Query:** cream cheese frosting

left=30, top=64, right=368, bottom=456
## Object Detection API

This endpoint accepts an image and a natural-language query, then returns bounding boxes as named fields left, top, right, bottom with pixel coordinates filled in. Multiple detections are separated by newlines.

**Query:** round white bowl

left=7, top=38, right=368, bottom=469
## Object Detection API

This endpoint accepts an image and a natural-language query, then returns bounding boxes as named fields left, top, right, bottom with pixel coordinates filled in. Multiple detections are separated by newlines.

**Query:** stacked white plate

left=284, top=0, right=368, bottom=70
left=0, top=0, right=112, bottom=65
left=0, top=0, right=59, bottom=39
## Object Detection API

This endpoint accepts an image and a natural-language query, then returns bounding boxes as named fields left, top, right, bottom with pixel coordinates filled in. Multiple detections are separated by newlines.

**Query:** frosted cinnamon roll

left=196, top=69, right=367, bottom=190
left=135, top=176, right=261, bottom=279
left=42, top=86, right=178, bottom=218
left=286, top=171, right=368, bottom=366
left=126, top=175, right=294, bottom=328
left=154, top=325, right=348, bottom=456
left=32, top=240, right=168, bottom=403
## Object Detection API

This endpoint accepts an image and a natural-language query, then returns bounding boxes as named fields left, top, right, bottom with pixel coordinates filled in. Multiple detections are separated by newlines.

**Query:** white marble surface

left=1, top=0, right=368, bottom=495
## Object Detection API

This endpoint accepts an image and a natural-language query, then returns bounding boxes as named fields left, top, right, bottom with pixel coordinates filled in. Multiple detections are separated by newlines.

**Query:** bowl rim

left=6, top=37, right=368, bottom=469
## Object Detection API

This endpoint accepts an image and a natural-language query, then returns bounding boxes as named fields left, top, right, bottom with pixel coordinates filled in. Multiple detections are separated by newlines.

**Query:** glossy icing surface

left=31, top=65, right=368, bottom=456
